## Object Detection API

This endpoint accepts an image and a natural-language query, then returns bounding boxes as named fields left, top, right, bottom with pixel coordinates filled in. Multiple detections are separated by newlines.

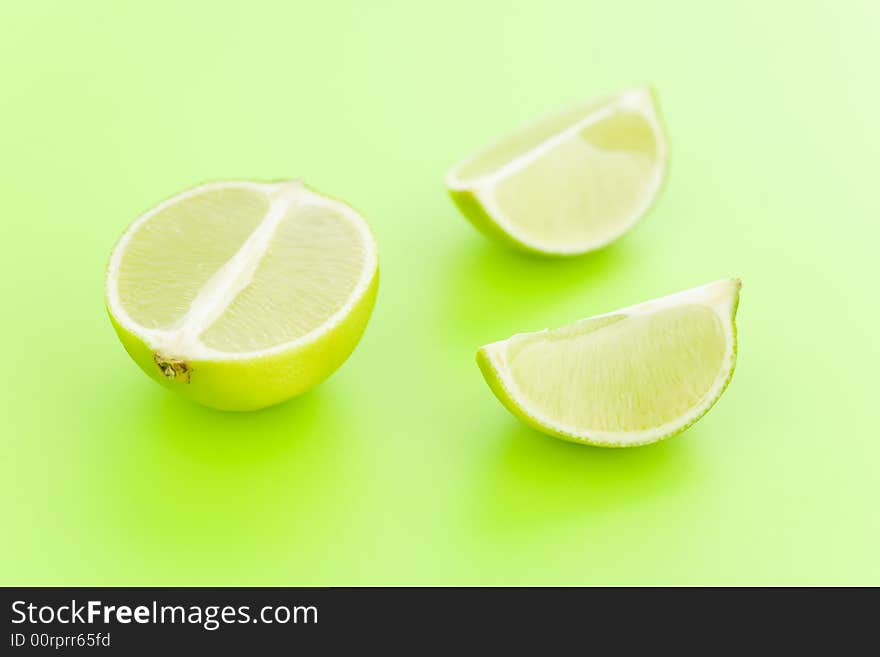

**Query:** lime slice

left=476, top=279, right=740, bottom=446
left=105, top=180, right=378, bottom=411
left=445, top=87, right=668, bottom=255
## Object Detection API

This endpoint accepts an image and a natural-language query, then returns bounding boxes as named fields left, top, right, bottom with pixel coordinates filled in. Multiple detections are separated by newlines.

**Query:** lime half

left=446, top=87, right=668, bottom=255
left=105, top=180, right=378, bottom=411
left=477, top=279, right=741, bottom=446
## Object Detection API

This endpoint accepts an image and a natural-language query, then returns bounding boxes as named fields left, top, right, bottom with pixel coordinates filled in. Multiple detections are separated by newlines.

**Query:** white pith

left=105, top=180, right=378, bottom=361
left=480, top=279, right=740, bottom=446
left=445, top=88, right=668, bottom=255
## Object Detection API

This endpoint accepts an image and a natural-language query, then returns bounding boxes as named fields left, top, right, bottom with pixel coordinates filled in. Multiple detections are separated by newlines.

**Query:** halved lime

left=105, top=180, right=378, bottom=411
left=446, top=87, right=668, bottom=255
left=477, top=279, right=740, bottom=446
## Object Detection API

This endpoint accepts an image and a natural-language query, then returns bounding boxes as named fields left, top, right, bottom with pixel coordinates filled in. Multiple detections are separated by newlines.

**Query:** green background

left=2, top=0, right=878, bottom=586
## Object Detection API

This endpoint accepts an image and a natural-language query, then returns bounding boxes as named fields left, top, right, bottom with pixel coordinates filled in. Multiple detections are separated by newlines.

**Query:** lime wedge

left=446, top=87, right=668, bottom=255
left=477, top=279, right=740, bottom=446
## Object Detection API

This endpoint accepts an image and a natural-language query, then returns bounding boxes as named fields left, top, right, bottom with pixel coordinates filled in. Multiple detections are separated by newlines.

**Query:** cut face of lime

left=106, top=180, right=378, bottom=411
left=446, top=88, right=668, bottom=256
left=477, top=280, right=740, bottom=446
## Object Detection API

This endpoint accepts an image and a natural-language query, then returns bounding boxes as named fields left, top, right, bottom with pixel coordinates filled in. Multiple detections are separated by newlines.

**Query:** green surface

left=1, top=0, right=878, bottom=585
